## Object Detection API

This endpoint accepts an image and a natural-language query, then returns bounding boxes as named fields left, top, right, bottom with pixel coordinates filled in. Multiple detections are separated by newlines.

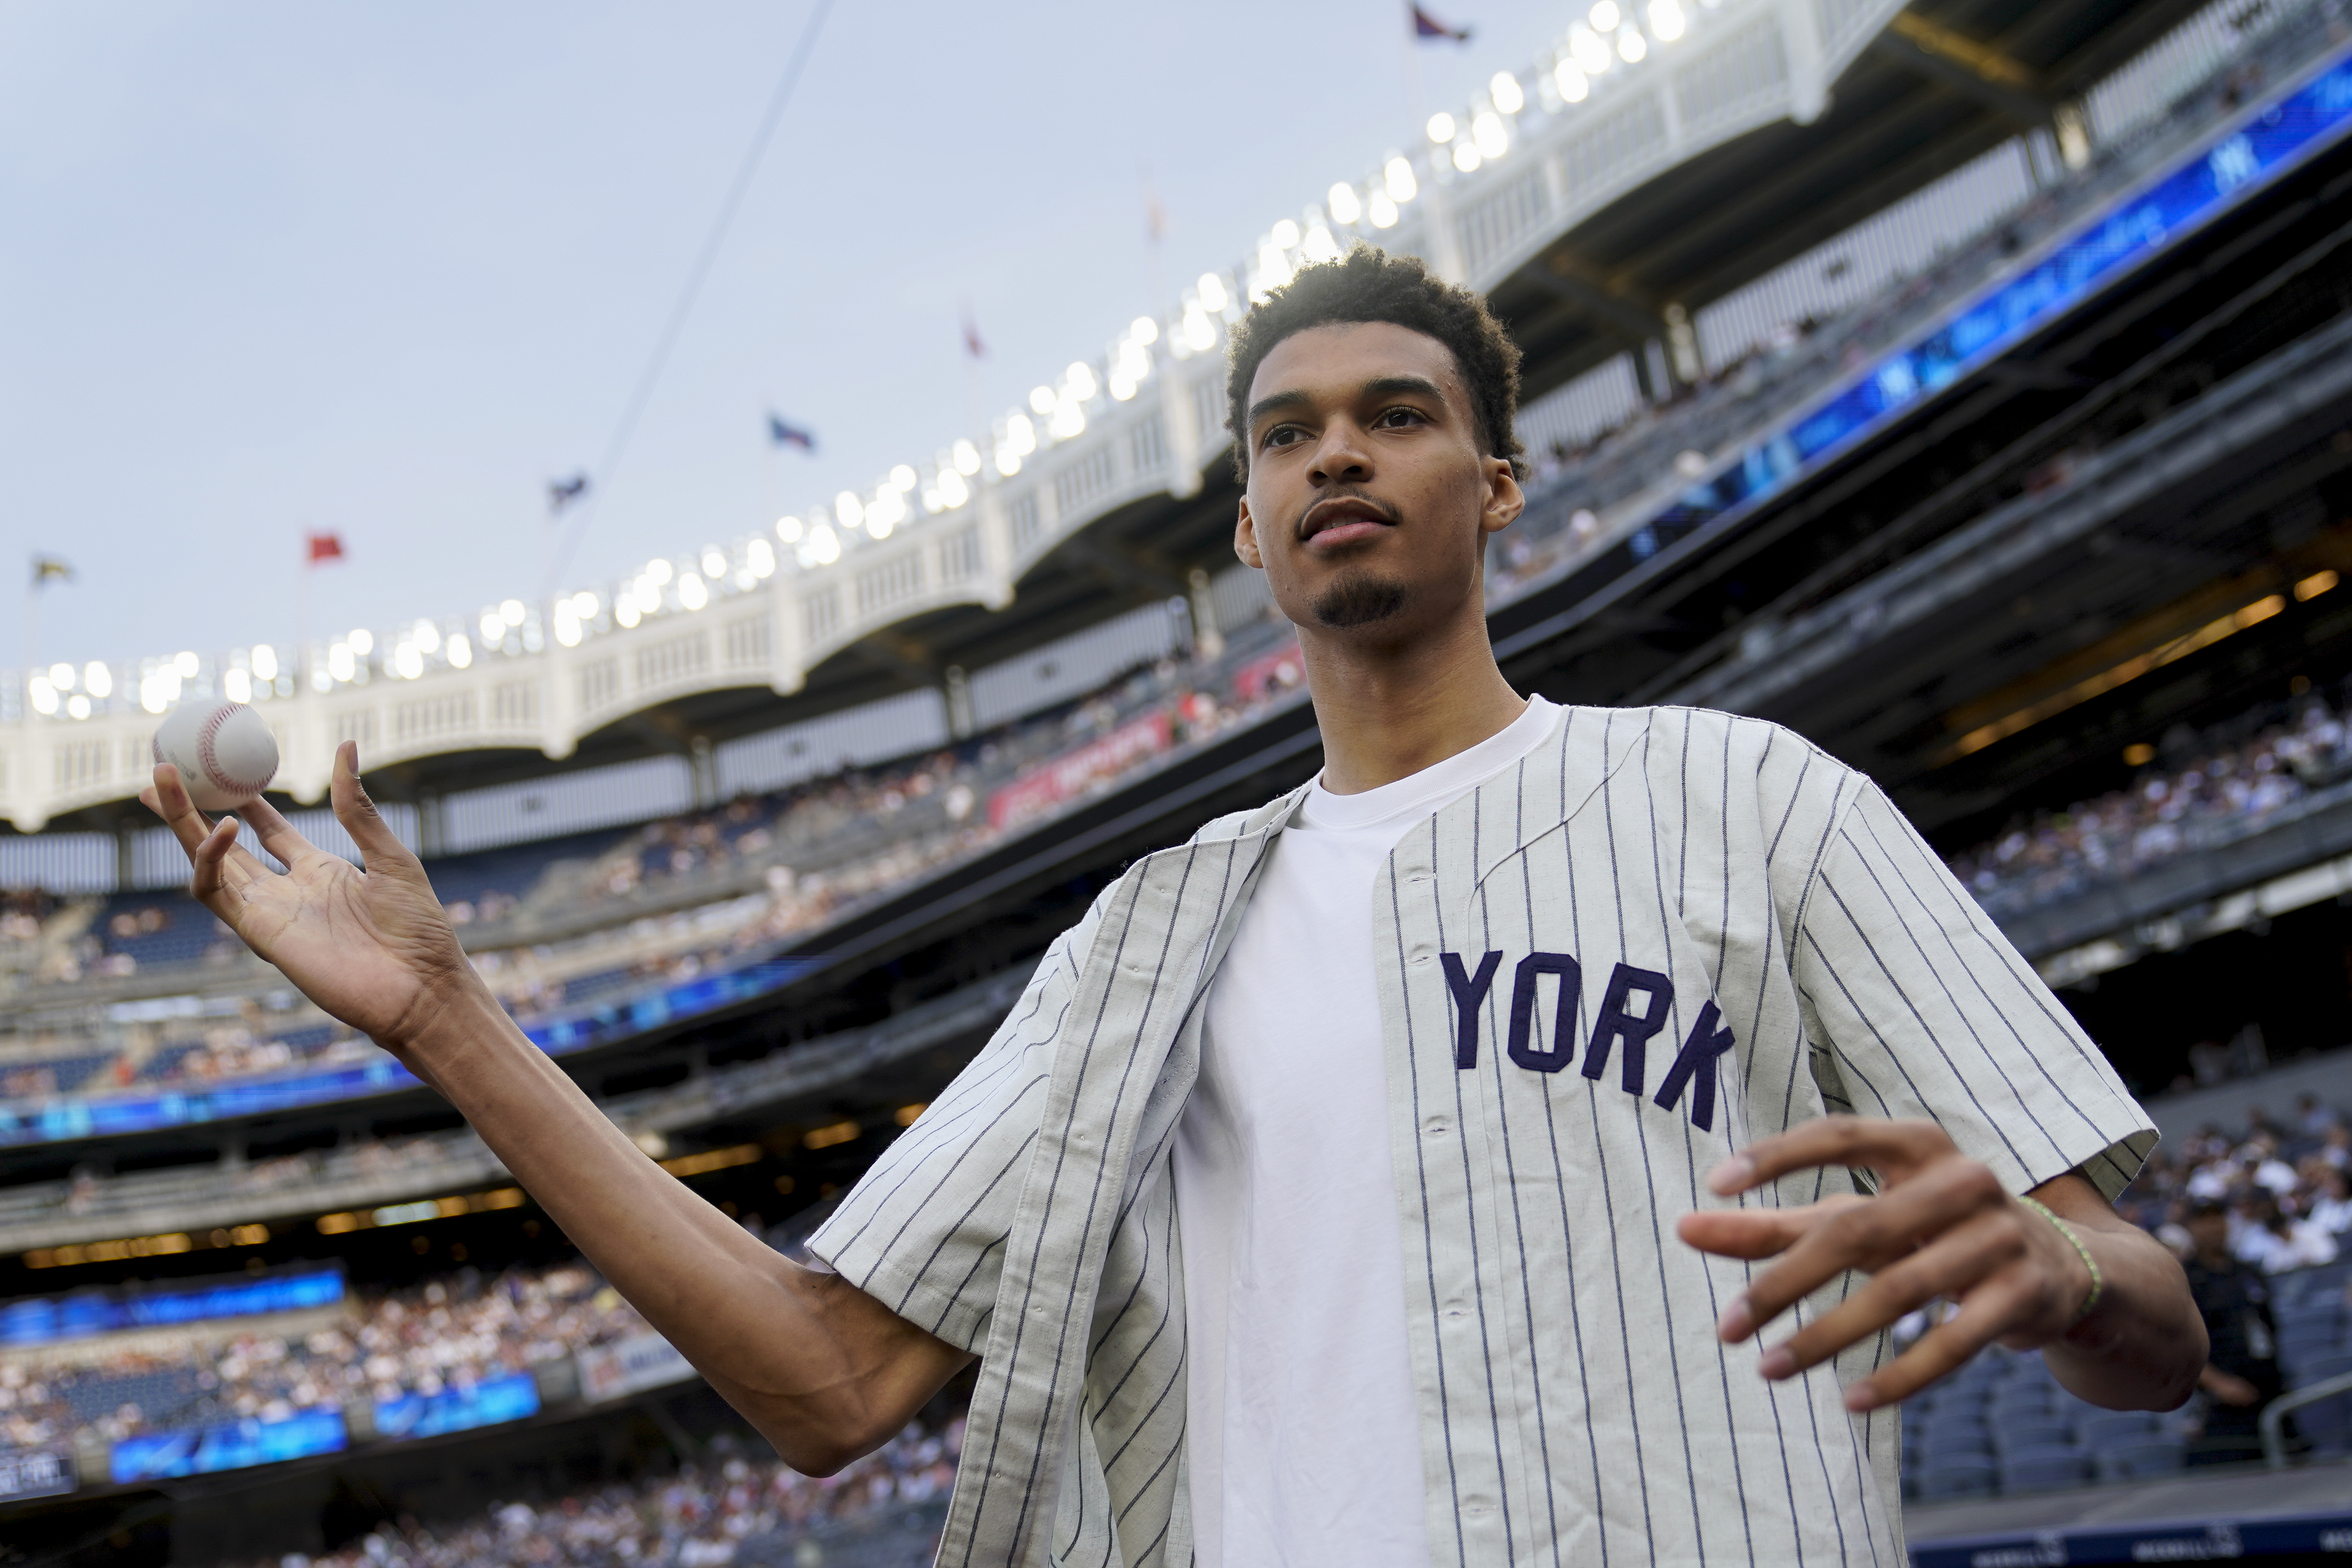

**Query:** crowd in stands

left=263, top=1420, right=959, bottom=1568
left=1488, top=0, right=2315, bottom=605
left=0, top=1258, right=647, bottom=1454
left=2120, top=1092, right=2352, bottom=1275
left=0, top=622, right=1306, bottom=1130
left=1950, top=683, right=2352, bottom=920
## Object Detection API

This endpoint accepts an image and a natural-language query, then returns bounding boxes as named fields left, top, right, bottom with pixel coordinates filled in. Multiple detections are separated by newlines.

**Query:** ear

left=1234, top=497, right=1265, bottom=570
left=1479, top=457, right=1526, bottom=538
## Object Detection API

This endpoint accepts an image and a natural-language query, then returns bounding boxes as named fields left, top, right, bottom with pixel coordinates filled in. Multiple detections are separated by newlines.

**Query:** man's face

left=2186, top=1212, right=2229, bottom=1254
left=1234, top=321, right=1521, bottom=642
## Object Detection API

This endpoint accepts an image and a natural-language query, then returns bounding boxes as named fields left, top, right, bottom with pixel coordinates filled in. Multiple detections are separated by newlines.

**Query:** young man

left=148, top=249, right=2202, bottom=1566
left=2181, top=1199, right=2282, bottom=1466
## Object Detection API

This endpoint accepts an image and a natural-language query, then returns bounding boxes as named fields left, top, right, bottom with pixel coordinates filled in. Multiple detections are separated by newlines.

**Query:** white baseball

left=153, top=701, right=280, bottom=812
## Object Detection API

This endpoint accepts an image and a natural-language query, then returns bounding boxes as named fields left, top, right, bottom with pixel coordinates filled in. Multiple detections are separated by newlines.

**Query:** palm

left=143, top=753, right=475, bottom=1049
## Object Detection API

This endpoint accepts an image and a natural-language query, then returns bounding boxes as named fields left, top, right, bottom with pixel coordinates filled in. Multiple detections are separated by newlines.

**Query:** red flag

left=960, top=303, right=987, bottom=360
left=306, top=532, right=345, bottom=565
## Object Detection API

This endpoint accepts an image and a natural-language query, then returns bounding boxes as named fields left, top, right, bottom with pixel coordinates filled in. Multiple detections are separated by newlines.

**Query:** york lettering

left=1440, top=950, right=1741, bottom=1131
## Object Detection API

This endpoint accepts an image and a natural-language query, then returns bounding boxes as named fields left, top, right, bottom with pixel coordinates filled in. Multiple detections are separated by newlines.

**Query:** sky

left=2, top=0, right=1582, bottom=671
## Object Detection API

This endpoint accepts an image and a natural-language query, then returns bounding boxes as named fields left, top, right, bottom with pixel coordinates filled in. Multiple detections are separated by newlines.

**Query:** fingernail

left=1758, top=1346, right=1795, bottom=1380
left=1844, top=1383, right=1879, bottom=1413
left=1717, top=1296, right=1753, bottom=1341
left=1708, top=1155, right=1756, bottom=1195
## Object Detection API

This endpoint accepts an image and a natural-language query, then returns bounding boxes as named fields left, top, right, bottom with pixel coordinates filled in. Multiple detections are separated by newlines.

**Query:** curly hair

left=1224, top=246, right=1525, bottom=482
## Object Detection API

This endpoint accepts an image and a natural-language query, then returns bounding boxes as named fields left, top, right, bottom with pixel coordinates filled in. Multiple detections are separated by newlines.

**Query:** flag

left=1411, top=4, right=1472, bottom=41
left=305, top=533, right=344, bottom=566
left=766, top=413, right=817, bottom=452
left=547, top=474, right=591, bottom=513
left=30, top=555, right=73, bottom=588
left=960, top=304, right=987, bottom=360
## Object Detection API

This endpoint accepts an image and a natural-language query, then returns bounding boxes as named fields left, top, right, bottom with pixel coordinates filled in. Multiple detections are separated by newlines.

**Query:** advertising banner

left=577, top=1331, right=697, bottom=1402
left=372, top=1371, right=540, bottom=1441
left=110, top=1406, right=346, bottom=1483
left=987, top=711, right=1173, bottom=830
left=0, top=1446, right=75, bottom=1502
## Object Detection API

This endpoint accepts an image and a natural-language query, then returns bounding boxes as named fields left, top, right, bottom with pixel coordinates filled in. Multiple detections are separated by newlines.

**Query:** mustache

left=1292, top=490, right=1402, bottom=536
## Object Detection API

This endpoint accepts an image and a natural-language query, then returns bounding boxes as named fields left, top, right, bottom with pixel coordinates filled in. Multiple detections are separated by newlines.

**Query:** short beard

left=1310, top=573, right=1410, bottom=629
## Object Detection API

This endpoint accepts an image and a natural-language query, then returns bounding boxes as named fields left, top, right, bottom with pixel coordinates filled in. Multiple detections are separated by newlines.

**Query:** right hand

left=141, top=742, right=478, bottom=1052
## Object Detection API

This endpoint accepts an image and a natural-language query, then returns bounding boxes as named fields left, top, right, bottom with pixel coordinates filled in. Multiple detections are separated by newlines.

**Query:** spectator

left=2182, top=1199, right=2283, bottom=1466
left=2236, top=1192, right=2338, bottom=1274
left=2307, top=1167, right=2352, bottom=1237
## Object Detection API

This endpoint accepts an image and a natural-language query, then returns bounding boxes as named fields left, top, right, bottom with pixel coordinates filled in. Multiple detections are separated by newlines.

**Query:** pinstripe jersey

left=811, top=703, right=2155, bottom=1568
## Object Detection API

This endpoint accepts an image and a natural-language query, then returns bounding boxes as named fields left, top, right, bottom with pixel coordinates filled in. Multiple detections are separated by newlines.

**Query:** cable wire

left=547, top=0, right=837, bottom=598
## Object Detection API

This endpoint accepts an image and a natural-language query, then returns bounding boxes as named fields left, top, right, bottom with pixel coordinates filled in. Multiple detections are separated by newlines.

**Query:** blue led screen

left=0, top=955, right=823, bottom=1147
left=110, top=1407, right=347, bottom=1483
left=372, top=1371, right=540, bottom=1441
left=0, top=1268, right=344, bottom=1348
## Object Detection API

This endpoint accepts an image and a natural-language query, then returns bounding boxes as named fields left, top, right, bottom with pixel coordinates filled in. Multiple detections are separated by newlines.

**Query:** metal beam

left=1869, top=14, right=2054, bottom=131
left=1522, top=263, right=1670, bottom=346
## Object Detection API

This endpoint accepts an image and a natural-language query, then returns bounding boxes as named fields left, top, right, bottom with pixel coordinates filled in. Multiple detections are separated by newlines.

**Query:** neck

left=1299, top=603, right=1527, bottom=794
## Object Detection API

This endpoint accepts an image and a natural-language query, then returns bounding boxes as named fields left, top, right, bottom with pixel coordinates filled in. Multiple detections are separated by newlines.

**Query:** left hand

left=1676, top=1115, right=2095, bottom=1413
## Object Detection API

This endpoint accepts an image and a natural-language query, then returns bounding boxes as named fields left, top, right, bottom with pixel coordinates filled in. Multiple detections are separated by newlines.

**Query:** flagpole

left=1400, top=8, right=1467, bottom=282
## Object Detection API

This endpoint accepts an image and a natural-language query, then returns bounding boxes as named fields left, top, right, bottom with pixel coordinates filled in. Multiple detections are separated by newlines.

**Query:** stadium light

left=66, top=693, right=90, bottom=720
left=343, top=631, right=371, bottom=658
left=1426, top=112, right=1455, bottom=144
left=1648, top=0, right=1686, bottom=41
left=1555, top=60, right=1590, bottom=101
left=952, top=438, right=982, bottom=476
left=174, top=649, right=200, bottom=676
left=1570, top=26, right=1612, bottom=72
left=1327, top=183, right=1362, bottom=225
left=47, top=662, right=72, bottom=691
left=1473, top=113, right=1508, bottom=158
left=1067, top=362, right=1099, bottom=399
left=448, top=633, right=472, bottom=668
left=80, top=661, right=111, bottom=698
left=1182, top=301, right=1218, bottom=350
left=1491, top=72, right=1525, bottom=113
left=500, top=598, right=528, bottom=623
left=479, top=611, right=504, bottom=644
left=747, top=538, right=776, bottom=578
left=890, top=463, right=917, bottom=490
left=1383, top=157, right=1417, bottom=202
left=677, top=573, right=708, bottom=610
left=1368, top=189, right=1400, bottom=227
left=936, top=469, right=969, bottom=508
left=1270, top=219, right=1300, bottom=250
left=1029, top=386, right=1055, bottom=415
left=1618, top=26, right=1648, bottom=61
left=1128, top=318, right=1157, bottom=347
left=1005, top=413, right=1037, bottom=457
left=1453, top=141, right=1482, bottom=172
left=700, top=548, right=726, bottom=577
left=413, top=620, right=441, bottom=654
left=1197, top=273, right=1230, bottom=312
left=396, top=641, right=428, bottom=674
left=776, top=515, right=803, bottom=542
left=804, top=523, right=840, bottom=565
left=247, top=647, right=273, bottom=683
left=1589, top=0, right=1620, bottom=27
left=27, top=676, right=56, bottom=716
left=616, top=598, right=641, bottom=629
left=834, top=492, right=863, bottom=529
left=1049, top=394, right=1086, bottom=439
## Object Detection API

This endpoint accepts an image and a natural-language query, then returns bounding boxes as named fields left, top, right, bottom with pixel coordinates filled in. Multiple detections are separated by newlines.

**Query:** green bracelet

left=2019, top=1194, right=2103, bottom=1325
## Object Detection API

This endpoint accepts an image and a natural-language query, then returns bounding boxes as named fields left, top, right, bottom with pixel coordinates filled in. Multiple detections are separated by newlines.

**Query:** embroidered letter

left=1583, top=964, right=1675, bottom=1095
left=1440, top=950, right=1503, bottom=1069
left=1653, top=1000, right=1739, bottom=1132
left=1506, top=952, right=1581, bottom=1073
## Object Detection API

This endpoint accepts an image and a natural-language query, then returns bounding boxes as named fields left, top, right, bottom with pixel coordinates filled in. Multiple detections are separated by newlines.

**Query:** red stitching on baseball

left=197, top=704, right=272, bottom=797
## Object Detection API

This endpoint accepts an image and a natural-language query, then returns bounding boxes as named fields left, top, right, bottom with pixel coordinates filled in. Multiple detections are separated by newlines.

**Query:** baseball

left=152, top=701, right=280, bottom=812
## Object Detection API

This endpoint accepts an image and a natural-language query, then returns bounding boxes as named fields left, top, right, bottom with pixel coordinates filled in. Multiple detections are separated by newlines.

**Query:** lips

left=1299, top=496, right=1395, bottom=545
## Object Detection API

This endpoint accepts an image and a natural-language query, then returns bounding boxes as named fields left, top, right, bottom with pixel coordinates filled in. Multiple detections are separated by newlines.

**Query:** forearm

left=394, top=985, right=965, bottom=1469
left=2032, top=1175, right=2207, bottom=1411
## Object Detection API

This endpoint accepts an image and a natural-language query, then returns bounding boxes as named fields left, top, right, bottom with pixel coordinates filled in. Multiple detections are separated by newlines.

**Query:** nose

left=1307, top=419, right=1372, bottom=487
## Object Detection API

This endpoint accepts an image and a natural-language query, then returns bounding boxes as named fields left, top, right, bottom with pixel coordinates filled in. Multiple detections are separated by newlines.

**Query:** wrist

left=2017, top=1193, right=2103, bottom=1332
left=382, top=974, right=519, bottom=1066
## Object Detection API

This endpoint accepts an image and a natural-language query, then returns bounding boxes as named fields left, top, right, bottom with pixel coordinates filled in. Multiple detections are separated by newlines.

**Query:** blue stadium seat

left=2097, top=1437, right=2185, bottom=1481
left=1993, top=1418, right=2074, bottom=1453
left=2075, top=1410, right=2158, bottom=1449
left=1918, top=1458, right=1999, bottom=1501
left=1998, top=1445, right=2090, bottom=1494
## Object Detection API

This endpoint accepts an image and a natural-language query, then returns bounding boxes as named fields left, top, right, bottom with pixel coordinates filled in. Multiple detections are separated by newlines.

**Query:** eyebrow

left=1245, top=373, right=1450, bottom=434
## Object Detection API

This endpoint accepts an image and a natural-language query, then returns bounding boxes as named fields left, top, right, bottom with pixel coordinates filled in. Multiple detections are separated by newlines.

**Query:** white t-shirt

left=1174, top=696, right=1557, bottom=1568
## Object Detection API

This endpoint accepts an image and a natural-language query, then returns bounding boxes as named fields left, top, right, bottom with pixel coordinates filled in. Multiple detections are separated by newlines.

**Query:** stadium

left=7, top=0, right=2352, bottom=1561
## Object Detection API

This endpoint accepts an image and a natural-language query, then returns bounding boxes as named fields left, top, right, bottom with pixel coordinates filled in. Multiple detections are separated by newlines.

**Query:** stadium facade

left=9, top=0, right=2352, bottom=1562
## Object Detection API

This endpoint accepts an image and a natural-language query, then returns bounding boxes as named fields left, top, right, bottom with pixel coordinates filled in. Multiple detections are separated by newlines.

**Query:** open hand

left=141, top=742, right=480, bottom=1054
left=1676, top=1116, right=2097, bottom=1412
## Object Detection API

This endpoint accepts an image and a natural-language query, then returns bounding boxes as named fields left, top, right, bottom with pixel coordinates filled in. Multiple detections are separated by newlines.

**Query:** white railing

left=0, top=0, right=1905, bottom=830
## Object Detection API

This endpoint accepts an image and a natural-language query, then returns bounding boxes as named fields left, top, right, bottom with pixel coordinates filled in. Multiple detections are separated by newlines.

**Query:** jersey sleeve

left=804, top=899, right=1101, bottom=1352
left=1789, top=776, right=2156, bottom=1201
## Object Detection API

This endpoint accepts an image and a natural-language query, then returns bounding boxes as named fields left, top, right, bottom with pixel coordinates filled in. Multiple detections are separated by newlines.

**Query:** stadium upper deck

left=0, top=0, right=2229, bottom=837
